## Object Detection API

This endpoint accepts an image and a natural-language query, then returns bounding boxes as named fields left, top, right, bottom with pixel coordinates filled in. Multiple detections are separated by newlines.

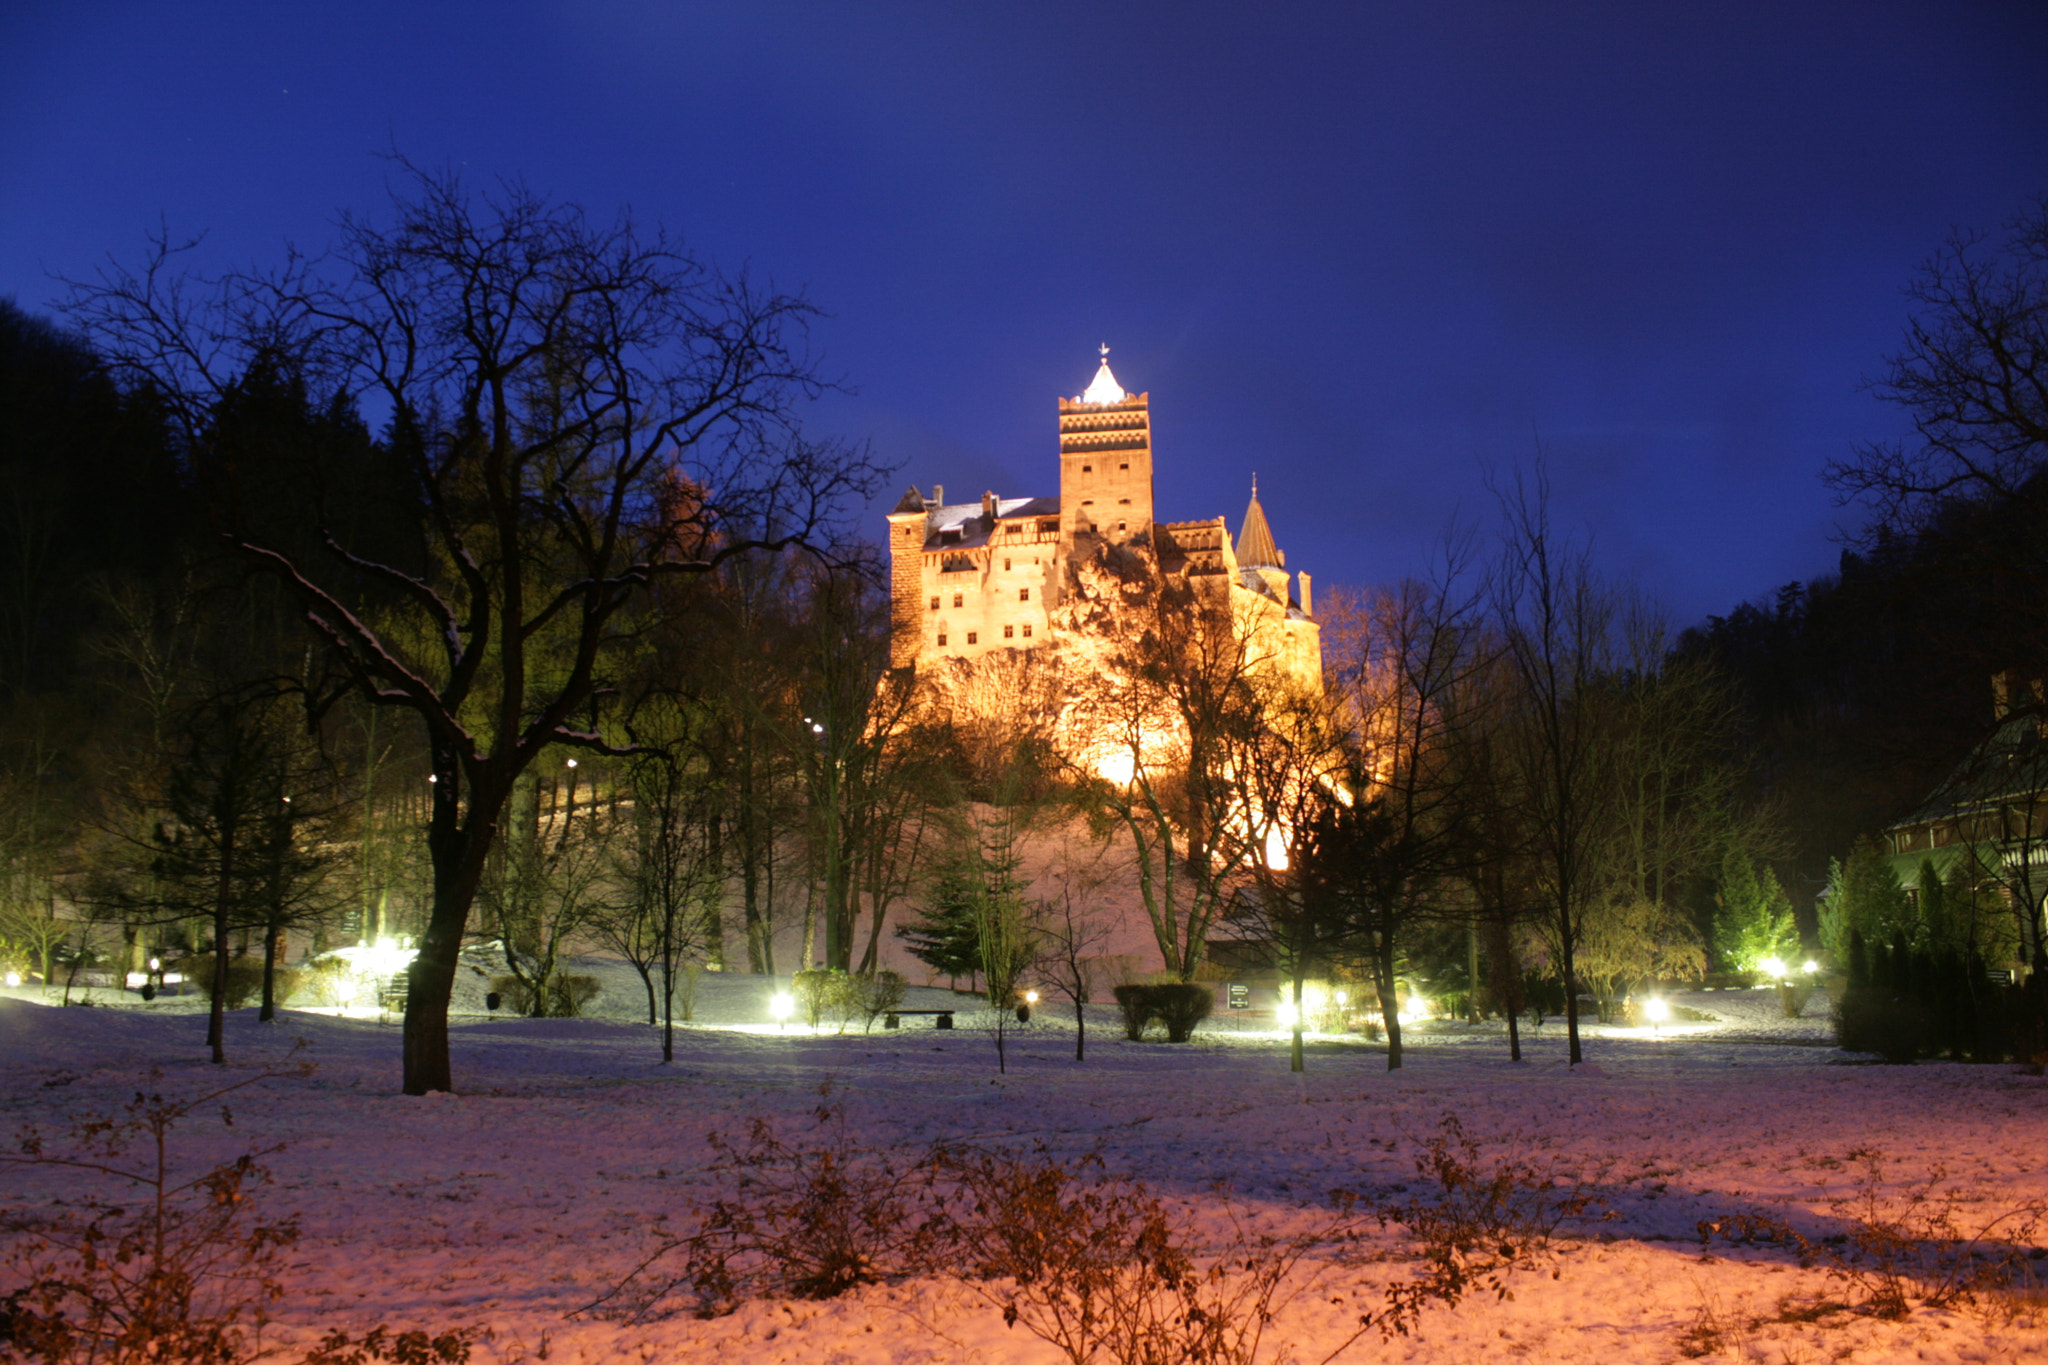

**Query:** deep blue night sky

left=4, top=2, right=2044, bottom=626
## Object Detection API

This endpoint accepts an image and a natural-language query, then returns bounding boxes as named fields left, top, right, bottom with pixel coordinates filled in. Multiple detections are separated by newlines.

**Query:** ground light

left=768, top=991, right=794, bottom=1029
left=306, top=937, right=418, bottom=1015
left=1644, top=996, right=1671, bottom=1033
left=1760, top=956, right=1787, bottom=982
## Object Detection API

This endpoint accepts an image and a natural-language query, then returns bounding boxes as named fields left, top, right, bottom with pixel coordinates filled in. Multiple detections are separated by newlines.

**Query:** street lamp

left=804, top=717, right=843, bottom=970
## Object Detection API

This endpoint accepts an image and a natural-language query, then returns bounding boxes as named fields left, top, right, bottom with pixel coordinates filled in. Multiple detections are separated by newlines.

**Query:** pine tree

left=1712, top=847, right=1799, bottom=975
left=894, top=866, right=982, bottom=990
left=1836, top=838, right=1912, bottom=955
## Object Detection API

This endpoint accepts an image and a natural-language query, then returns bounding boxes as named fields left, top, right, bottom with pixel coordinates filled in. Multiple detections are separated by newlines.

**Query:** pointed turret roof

left=1079, top=343, right=1128, bottom=404
left=1236, top=476, right=1282, bottom=569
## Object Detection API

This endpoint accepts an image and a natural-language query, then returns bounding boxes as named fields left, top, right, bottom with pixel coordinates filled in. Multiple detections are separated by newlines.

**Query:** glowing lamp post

left=769, top=991, right=795, bottom=1030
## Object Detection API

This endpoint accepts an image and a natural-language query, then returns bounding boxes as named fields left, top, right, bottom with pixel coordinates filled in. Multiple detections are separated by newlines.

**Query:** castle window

left=1038, top=519, right=1057, bottom=534
left=953, top=593, right=963, bottom=608
left=929, top=596, right=939, bottom=611
left=1022, top=624, right=1033, bottom=638
left=1004, top=558, right=1011, bottom=571
left=1117, top=521, right=1127, bottom=532
left=1119, top=497, right=1130, bottom=504
left=1004, top=624, right=1014, bottom=639
left=1120, top=462, right=1129, bottom=470
left=1082, top=499, right=1093, bottom=506
left=936, top=633, right=947, bottom=646
left=1019, top=587, right=1030, bottom=602
left=966, top=631, right=977, bottom=645
left=1082, top=464, right=1092, bottom=473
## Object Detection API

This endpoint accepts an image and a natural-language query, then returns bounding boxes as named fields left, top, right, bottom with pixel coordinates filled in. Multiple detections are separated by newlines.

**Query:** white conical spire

left=1080, top=343, right=1127, bottom=404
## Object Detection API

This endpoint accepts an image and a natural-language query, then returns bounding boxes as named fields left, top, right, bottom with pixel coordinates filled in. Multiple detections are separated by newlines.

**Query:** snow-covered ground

left=3, top=967, right=2044, bottom=1363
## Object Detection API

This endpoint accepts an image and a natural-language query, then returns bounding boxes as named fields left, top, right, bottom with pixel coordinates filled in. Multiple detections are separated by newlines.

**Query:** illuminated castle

left=885, top=350, right=1320, bottom=685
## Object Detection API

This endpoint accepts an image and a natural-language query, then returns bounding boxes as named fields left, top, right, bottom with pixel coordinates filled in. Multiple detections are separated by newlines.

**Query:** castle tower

left=1236, top=476, right=1291, bottom=604
left=1058, top=347, right=1154, bottom=547
left=885, top=485, right=934, bottom=669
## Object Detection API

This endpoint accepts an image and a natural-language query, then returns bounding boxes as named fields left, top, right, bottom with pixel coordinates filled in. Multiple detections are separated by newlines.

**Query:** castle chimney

left=982, top=489, right=997, bottom=522
left=932, top=483, right=944, bottom=508
left=1298, top=570, right=1313, bottom=619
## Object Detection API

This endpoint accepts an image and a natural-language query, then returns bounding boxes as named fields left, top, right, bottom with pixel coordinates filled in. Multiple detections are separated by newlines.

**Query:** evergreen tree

left=1712, top=847, right=1798, bottom=974
left=895, top=866, right=982, bottom=990
left=1834, top=837, right=1913, bottom=953
left=1818, top=856, right=1848, bottom=961
left=1915, top=858, right=1949, bottom=948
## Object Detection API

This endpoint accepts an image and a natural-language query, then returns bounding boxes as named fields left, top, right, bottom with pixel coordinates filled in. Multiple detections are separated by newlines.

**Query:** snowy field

left=4, top=968, right=2046, bottom=1364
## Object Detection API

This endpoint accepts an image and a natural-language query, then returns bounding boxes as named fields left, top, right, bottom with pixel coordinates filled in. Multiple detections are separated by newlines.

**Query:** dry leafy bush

left=299, top=1325, right=483, bottom=1365
left=1360, top=1113, right=1604, bottom=1339
left=935, top=1144, right=1371, bottom=1365
left=854, top=971, right=907, bottom=1031
left=672, top=960, right=704, bottom=1022
left=585, top=1104, right=1600, bottom=1365
left=790, top=969, right=863, bottom=1030
left=1700, top=1147, right=2045, bottom=1319
left=0, top=1074, right=299, bottom=1365
left=0, top=1067, right=487, bottom=1365
left=583, top=1094, right=947, bottom=1320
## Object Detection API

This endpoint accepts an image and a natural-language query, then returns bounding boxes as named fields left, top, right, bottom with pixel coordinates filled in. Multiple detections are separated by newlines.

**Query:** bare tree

left=1825, top=199, right=2048, bottom=541
left=1823, top=199, right=2048, bottom=975
left=787, top=560, right=940, bottom=972
left=1490, top=467, right=1625, bottom=1066
left=146, top=688, right=335, bottom=1061
left=1222, top=676, right=1351, bottom=1074
left=1597, top=607, right=1749, bottom=934
left=1067, top=575, right=1271, bottom=982
left=66, top=164, right=886, bottom=1092
left=1031, top=839, right=1117, bottom=1062
left=598, top=696, right=726, bottom=1060
left=1315, top=555, right=1489, bottom=1070
left=476, top=759, right=610, bottom=1017
left=688, top=553, right=804, bottom=974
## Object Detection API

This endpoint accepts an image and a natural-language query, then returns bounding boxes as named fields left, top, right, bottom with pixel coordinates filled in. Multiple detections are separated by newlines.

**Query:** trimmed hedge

left=1110, top=983, right=1213, bottom=1043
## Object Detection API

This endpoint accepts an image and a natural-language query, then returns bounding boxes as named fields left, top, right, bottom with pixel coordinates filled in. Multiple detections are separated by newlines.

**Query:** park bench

left=882, top=1009, right=956, bottom=1030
